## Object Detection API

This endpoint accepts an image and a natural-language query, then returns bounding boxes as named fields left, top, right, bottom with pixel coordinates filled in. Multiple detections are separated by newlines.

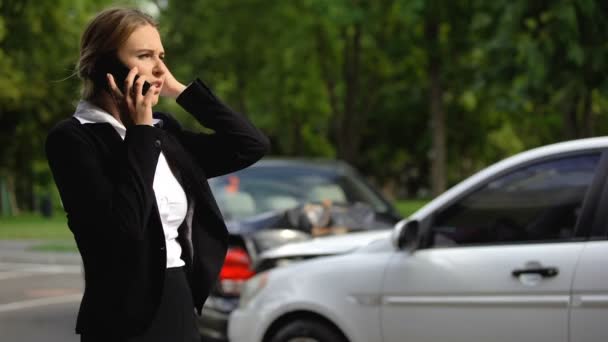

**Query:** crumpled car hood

left=259, top=229, right=392, bottom=260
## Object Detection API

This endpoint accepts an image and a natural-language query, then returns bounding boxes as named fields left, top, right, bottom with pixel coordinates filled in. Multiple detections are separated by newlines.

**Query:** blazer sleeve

left=163, top=78, right=270, bottom=178
left=45, top=123, right=162, bottom=241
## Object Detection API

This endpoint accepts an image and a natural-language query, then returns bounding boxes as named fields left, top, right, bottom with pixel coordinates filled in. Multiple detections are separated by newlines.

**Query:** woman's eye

left=138, top=54, right=151, bottom=59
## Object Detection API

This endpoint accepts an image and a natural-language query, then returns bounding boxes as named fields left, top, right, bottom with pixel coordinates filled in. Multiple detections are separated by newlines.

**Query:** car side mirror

left=391, top=219, right=419, bottom=250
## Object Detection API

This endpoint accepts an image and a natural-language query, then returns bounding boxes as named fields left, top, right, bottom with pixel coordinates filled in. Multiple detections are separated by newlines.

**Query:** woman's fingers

left=133, top=79, right=157, bottom=125
left=125, top=68, right=143, bottom=118
left=133, top=77, right=144, bottom=101
left=106, top=74, right=123, bottom=98
left=140, top=85, right=158, bottom=114
left=124, top=67, right=139, bottom=98
left=143, top=84, right=158, bottom=102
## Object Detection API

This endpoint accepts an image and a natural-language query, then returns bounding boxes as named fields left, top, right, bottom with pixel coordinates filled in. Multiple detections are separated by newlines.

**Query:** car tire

left=268, top=319, right=347, bottom=342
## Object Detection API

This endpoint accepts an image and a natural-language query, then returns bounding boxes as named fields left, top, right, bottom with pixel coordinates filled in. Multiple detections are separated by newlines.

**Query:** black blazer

left=45, top=79, right=269, bottom=337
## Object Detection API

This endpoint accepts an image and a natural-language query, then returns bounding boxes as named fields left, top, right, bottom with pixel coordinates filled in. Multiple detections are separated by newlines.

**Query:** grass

left=0, top=213, right=76, bottom=252
left=0, top=213, right=71, bottom=240
left=394, top=199, right=429, bottom=217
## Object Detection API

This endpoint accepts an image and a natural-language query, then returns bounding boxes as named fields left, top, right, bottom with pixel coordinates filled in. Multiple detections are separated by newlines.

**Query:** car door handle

left=512, top=267, right=559, bottom=278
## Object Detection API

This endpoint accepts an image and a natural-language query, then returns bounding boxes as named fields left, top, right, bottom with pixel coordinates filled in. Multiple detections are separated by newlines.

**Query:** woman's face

left=117, top=24, right=165, bottom=105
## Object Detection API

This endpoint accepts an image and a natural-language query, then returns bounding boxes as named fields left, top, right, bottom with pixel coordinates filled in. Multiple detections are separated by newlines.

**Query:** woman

left=45, top=7, right=269, bottom=342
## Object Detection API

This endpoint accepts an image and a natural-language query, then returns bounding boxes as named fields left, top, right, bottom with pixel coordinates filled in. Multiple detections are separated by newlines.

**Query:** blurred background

left=1, top=0, right=608, bottom=340
left=2, top=0, right=608, bottom=219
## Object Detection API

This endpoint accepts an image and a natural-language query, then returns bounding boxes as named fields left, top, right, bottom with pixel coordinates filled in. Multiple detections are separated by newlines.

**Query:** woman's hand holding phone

left=106, top=67, right=158, bottom=127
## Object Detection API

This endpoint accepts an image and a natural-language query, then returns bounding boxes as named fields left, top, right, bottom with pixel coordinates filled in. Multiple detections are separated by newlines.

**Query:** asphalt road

left=0, top=262, right=83, bottom=342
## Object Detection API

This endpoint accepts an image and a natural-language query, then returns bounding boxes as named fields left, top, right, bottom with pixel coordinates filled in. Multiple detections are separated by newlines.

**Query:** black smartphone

left=93, top=55, right=151, bottom=96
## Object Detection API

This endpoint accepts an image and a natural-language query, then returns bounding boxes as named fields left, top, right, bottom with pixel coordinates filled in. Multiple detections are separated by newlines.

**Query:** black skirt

left=81, top=267, right=200, bottom=342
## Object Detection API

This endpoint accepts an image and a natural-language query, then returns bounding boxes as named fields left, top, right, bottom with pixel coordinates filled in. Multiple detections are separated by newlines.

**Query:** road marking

left=18, top=265, right=82, bottom=274
left=0, top=262, right=80, bottom=270
left=25, top=288, right=81, bottom=297
left=0, top=262, right=81, bottom=280
left=0, top=272, right=37, bottom=280
left=0, top=294, right=82, bottom=313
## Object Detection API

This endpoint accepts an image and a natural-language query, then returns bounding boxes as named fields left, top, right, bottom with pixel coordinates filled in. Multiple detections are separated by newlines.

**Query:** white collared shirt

left=73, top=100, right=187, bottom=268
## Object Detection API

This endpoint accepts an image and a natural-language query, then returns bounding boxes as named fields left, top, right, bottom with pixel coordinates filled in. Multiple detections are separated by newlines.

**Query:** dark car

left=197, top=158, right=402, bottom=341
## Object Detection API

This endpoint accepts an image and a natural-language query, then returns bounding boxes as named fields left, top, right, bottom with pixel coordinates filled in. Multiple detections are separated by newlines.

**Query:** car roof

left=248, top=157, right=353, bottom=174
left=411, top=137, right=608, bottom=220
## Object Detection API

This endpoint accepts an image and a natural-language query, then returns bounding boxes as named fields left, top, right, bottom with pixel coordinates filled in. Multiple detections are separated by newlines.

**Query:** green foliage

left=4, top=0, right=608, bottom=214
left=394, top=199, right=429, bottom=217
left=0, top=0, right=130, bottom=212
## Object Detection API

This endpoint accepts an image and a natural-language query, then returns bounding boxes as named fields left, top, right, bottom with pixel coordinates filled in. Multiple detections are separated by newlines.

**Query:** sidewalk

left=0, top=240, right=81, bottom=265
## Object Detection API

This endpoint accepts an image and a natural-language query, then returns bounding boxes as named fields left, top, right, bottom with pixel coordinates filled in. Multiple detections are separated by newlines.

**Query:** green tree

left=0, top=0, right=119, bottom=213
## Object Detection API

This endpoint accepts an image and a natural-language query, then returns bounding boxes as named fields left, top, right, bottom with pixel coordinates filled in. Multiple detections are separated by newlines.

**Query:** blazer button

left=160, top=246, right=166, bottom=251
left=154, top=139, right=162, bottom=148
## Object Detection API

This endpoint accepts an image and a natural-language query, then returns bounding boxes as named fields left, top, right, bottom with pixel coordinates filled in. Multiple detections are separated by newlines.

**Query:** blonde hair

left=77, top=7, right=158, bottom=100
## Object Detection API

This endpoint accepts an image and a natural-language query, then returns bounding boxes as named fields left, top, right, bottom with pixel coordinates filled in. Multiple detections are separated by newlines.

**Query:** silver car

left=230, top=137, right=608, bottom=342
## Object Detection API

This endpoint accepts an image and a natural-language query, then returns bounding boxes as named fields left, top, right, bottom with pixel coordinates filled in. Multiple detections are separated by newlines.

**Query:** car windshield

left=208, top=163, right=390, bottom=220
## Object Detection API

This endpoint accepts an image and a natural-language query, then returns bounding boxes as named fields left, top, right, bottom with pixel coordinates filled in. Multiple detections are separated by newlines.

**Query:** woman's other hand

left=159, top=65, right=186, bottom=100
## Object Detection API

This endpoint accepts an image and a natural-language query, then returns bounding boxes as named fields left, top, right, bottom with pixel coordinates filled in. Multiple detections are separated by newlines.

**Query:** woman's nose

left=153, top=59, right=165, bottom=77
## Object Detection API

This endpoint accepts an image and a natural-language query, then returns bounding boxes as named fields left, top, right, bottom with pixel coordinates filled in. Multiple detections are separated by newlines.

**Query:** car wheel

left=268, top=319, right=347, bottom=342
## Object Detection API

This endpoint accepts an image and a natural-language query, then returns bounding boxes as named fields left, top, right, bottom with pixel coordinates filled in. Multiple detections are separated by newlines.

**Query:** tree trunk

left=563, top=100, right=579, bottom=139
left=293, top=116, right=303, bottom=155
left=563, top=89, right=593, bottom=139
left=426, top=11, right=447, bottom=197
left=339, top=23, right=362, bottom=163
left=6, top=174, right=19, bottom=215
left=582, top=88, right=593, bottom=137
left=314, top=24, right=341, bottom=148
left=429, top=64, right=447, bottom=196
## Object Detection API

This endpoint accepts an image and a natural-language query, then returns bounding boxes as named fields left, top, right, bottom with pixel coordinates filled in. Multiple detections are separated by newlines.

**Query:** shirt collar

left=73, top=100, right=161, bottom=140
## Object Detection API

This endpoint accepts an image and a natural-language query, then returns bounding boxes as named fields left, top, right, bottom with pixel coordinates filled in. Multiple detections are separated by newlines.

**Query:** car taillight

left=218, top=247, right=255, bottom=296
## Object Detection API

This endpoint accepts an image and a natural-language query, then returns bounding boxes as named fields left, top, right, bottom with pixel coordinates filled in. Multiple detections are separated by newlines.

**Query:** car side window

left=431, top=153, right=600, bottom=247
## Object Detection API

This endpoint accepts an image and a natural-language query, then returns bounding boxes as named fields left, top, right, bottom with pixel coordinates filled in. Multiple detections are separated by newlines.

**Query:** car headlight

left=239, top=272, right=269, bottom=308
